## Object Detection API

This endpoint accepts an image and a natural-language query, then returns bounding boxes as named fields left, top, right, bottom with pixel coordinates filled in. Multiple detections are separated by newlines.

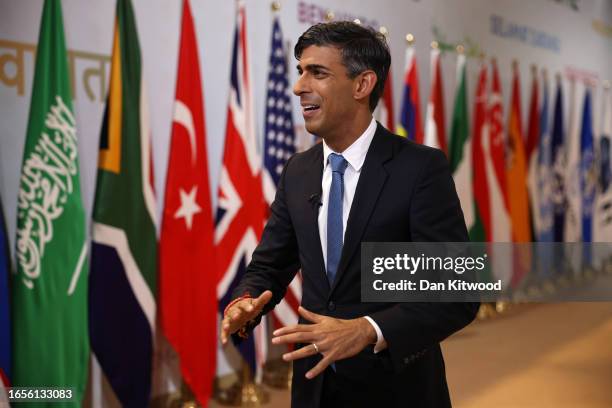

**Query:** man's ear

left=353, top=70, right=377, bottom=103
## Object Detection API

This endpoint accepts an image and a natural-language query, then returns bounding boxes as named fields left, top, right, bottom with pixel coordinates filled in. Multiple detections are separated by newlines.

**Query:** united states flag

left=262, top=16, right=302, bottom=328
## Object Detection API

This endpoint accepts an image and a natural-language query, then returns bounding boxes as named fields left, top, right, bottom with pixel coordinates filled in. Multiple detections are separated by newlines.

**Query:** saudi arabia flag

left=12, top=0, right=89, bottom=405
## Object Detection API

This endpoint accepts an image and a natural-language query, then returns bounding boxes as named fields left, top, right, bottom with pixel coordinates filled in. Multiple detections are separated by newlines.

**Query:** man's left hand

left=271, top=306, right=376, bottom=379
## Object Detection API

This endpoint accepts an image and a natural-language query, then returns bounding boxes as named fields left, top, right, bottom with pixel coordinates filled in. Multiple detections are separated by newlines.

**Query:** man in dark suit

left=220, top=21, right=478, bottom=407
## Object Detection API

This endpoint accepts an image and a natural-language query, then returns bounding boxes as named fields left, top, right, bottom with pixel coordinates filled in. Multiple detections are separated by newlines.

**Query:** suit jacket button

left=327, top=301, right=336, bottom=311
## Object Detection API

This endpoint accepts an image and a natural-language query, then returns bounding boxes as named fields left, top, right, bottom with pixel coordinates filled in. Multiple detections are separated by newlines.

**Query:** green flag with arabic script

left=12, top=0, right=89, bottom=405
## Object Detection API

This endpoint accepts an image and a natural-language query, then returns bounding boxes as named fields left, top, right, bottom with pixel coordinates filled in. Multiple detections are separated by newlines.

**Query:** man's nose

left=293, top=74, right=308, bottom=96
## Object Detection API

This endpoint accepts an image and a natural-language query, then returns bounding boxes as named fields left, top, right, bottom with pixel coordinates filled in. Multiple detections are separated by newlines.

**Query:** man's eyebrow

left=296, top=63, right=330, bottom=72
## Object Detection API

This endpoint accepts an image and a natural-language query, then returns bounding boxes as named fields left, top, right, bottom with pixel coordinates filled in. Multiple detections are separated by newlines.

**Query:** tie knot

left=329, top=153, right=348, bottom=174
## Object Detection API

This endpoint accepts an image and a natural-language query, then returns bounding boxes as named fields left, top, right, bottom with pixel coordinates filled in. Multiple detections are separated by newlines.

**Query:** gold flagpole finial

left=325, top=10, right=334, bottom=22
left=406, top=33, right=415, bottom=45
left=431, top=40, right=439, bottom=49
left=271, top=1, right=281, bottom=11
left=456, top=44, right=465, bottom=54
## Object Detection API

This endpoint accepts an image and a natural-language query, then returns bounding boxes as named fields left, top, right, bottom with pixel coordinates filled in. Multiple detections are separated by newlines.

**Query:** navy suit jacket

left=232, top=123, right=479, bottom=407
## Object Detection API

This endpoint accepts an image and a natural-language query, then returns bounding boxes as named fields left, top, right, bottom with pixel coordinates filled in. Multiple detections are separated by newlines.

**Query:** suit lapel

left=303, top=143, right=330, bottom=291
left=331, top=125, right=392, bottom=294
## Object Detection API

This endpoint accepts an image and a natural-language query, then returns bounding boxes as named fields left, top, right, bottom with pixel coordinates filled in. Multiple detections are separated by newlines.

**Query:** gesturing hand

left=272, top=306, right=377, bottom=379
left=220, top=290, right=273, bottom=345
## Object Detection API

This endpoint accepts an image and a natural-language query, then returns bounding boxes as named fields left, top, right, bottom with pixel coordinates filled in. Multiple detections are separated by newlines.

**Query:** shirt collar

left=322, top=117, right=377, bottom=172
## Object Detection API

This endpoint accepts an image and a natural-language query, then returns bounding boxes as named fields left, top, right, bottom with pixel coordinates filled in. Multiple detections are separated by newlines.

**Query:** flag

left=506, top=63, right=531, bottom=243
left=534, top=72, right=554, bottom=242
left=488, top=59, right=511, bottom=243
left=0, top=196, right=10, bottom=388
left=533, top=71, right=555, bottom=279
left=526, top=68, right=540, bottom=166
left=397, top=44, right=423, bottom=142
left=526, top=67, right=540, bottom=238
left=159, top=0, right=216, bottom=404
left=487, top=59, right=512, bottom=286
left=89, top=0, right=157, bottom=405
left=215, top=2, right=269, bottom=380
left=565, top=78, right=583, bottom=242
left=594, top=85, right=612, bottom=241
left=424, top=47, right=447, bottom=154
left=448, top=53, right=473, bottom=233
left=261, top=14, right=301, bottom=328
left=12, top=0, right=89, bottom=404
left=551, top=76, right=566, bottom=242
left=506, top=63, right=531, bottom=287
left=470, top=61, right=490, bottom=241
left=580, top=88, right=595, bottom=243
left=374, top=66, right=395, bottom=132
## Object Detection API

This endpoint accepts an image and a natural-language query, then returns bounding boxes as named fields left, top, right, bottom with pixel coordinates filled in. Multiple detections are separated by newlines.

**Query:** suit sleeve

left=230, top=155, right=301, bottom=333
left=368, top=149, right=479, bottom=373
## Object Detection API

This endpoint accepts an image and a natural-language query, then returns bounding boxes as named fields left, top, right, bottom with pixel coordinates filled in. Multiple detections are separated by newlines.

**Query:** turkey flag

left=159, top=0, right=216, bottom=404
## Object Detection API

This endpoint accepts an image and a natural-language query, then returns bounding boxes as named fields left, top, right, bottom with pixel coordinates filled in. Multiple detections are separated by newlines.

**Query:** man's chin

left=304, top=121, right=320, bottom=136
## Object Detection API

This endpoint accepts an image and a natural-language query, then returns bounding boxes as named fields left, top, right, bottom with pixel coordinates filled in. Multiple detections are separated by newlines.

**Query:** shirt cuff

left=363, top=315, right=387, bottom=353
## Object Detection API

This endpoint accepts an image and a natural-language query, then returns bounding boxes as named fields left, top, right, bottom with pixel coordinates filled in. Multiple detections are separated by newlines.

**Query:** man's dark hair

left=294, top=21, right=391, bottom=112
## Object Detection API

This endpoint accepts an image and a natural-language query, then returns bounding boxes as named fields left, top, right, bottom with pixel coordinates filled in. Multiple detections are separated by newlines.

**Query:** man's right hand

left=220, top=290, right=273, bottom=345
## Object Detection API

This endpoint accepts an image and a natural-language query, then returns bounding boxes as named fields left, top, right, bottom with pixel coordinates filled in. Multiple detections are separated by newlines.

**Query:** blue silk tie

left=327, top=153, right=348, bottom=286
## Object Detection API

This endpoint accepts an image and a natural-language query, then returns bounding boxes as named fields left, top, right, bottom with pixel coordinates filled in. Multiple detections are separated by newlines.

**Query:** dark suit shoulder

left=377, top=125, right=448, bottom=168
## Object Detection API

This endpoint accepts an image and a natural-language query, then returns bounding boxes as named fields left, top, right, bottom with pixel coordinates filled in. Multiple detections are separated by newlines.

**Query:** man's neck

left=323, top=114, right=373, bottom=152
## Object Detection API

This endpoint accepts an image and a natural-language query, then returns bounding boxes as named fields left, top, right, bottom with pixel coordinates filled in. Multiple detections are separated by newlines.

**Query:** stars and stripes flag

left=159, top=0, right=216, bottom=404
left=261, top=14, right=302, bottom=328
left=215, top=1, right=269, bottom=380
left=397, top=43, right=422, bottom=142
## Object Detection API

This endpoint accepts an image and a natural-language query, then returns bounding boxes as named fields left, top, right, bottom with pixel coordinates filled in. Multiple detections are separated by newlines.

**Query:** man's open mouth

left=303, top=104, right=320, bottom=112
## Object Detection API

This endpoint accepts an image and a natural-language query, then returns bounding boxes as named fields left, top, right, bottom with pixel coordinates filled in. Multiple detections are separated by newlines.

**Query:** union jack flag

left=215, top=2, right=268, bottom=380
left=261, top=15, right=302, bottom=328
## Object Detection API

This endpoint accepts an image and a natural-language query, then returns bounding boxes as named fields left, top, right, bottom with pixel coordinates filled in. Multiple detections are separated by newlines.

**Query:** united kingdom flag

left=215, top=2, right=268, bottom=380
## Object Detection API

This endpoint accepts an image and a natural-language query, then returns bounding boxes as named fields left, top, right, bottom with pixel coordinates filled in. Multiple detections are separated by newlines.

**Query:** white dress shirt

left=317, top=117, right=386, bottom=353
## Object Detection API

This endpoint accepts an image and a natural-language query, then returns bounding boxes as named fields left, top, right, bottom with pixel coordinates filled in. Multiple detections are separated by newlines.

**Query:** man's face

left=293, top=45, right=358, bottom=138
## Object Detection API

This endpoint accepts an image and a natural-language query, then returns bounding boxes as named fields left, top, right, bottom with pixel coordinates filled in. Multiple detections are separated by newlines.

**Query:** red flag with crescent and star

left=159, top=0, right=216, bottom=403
